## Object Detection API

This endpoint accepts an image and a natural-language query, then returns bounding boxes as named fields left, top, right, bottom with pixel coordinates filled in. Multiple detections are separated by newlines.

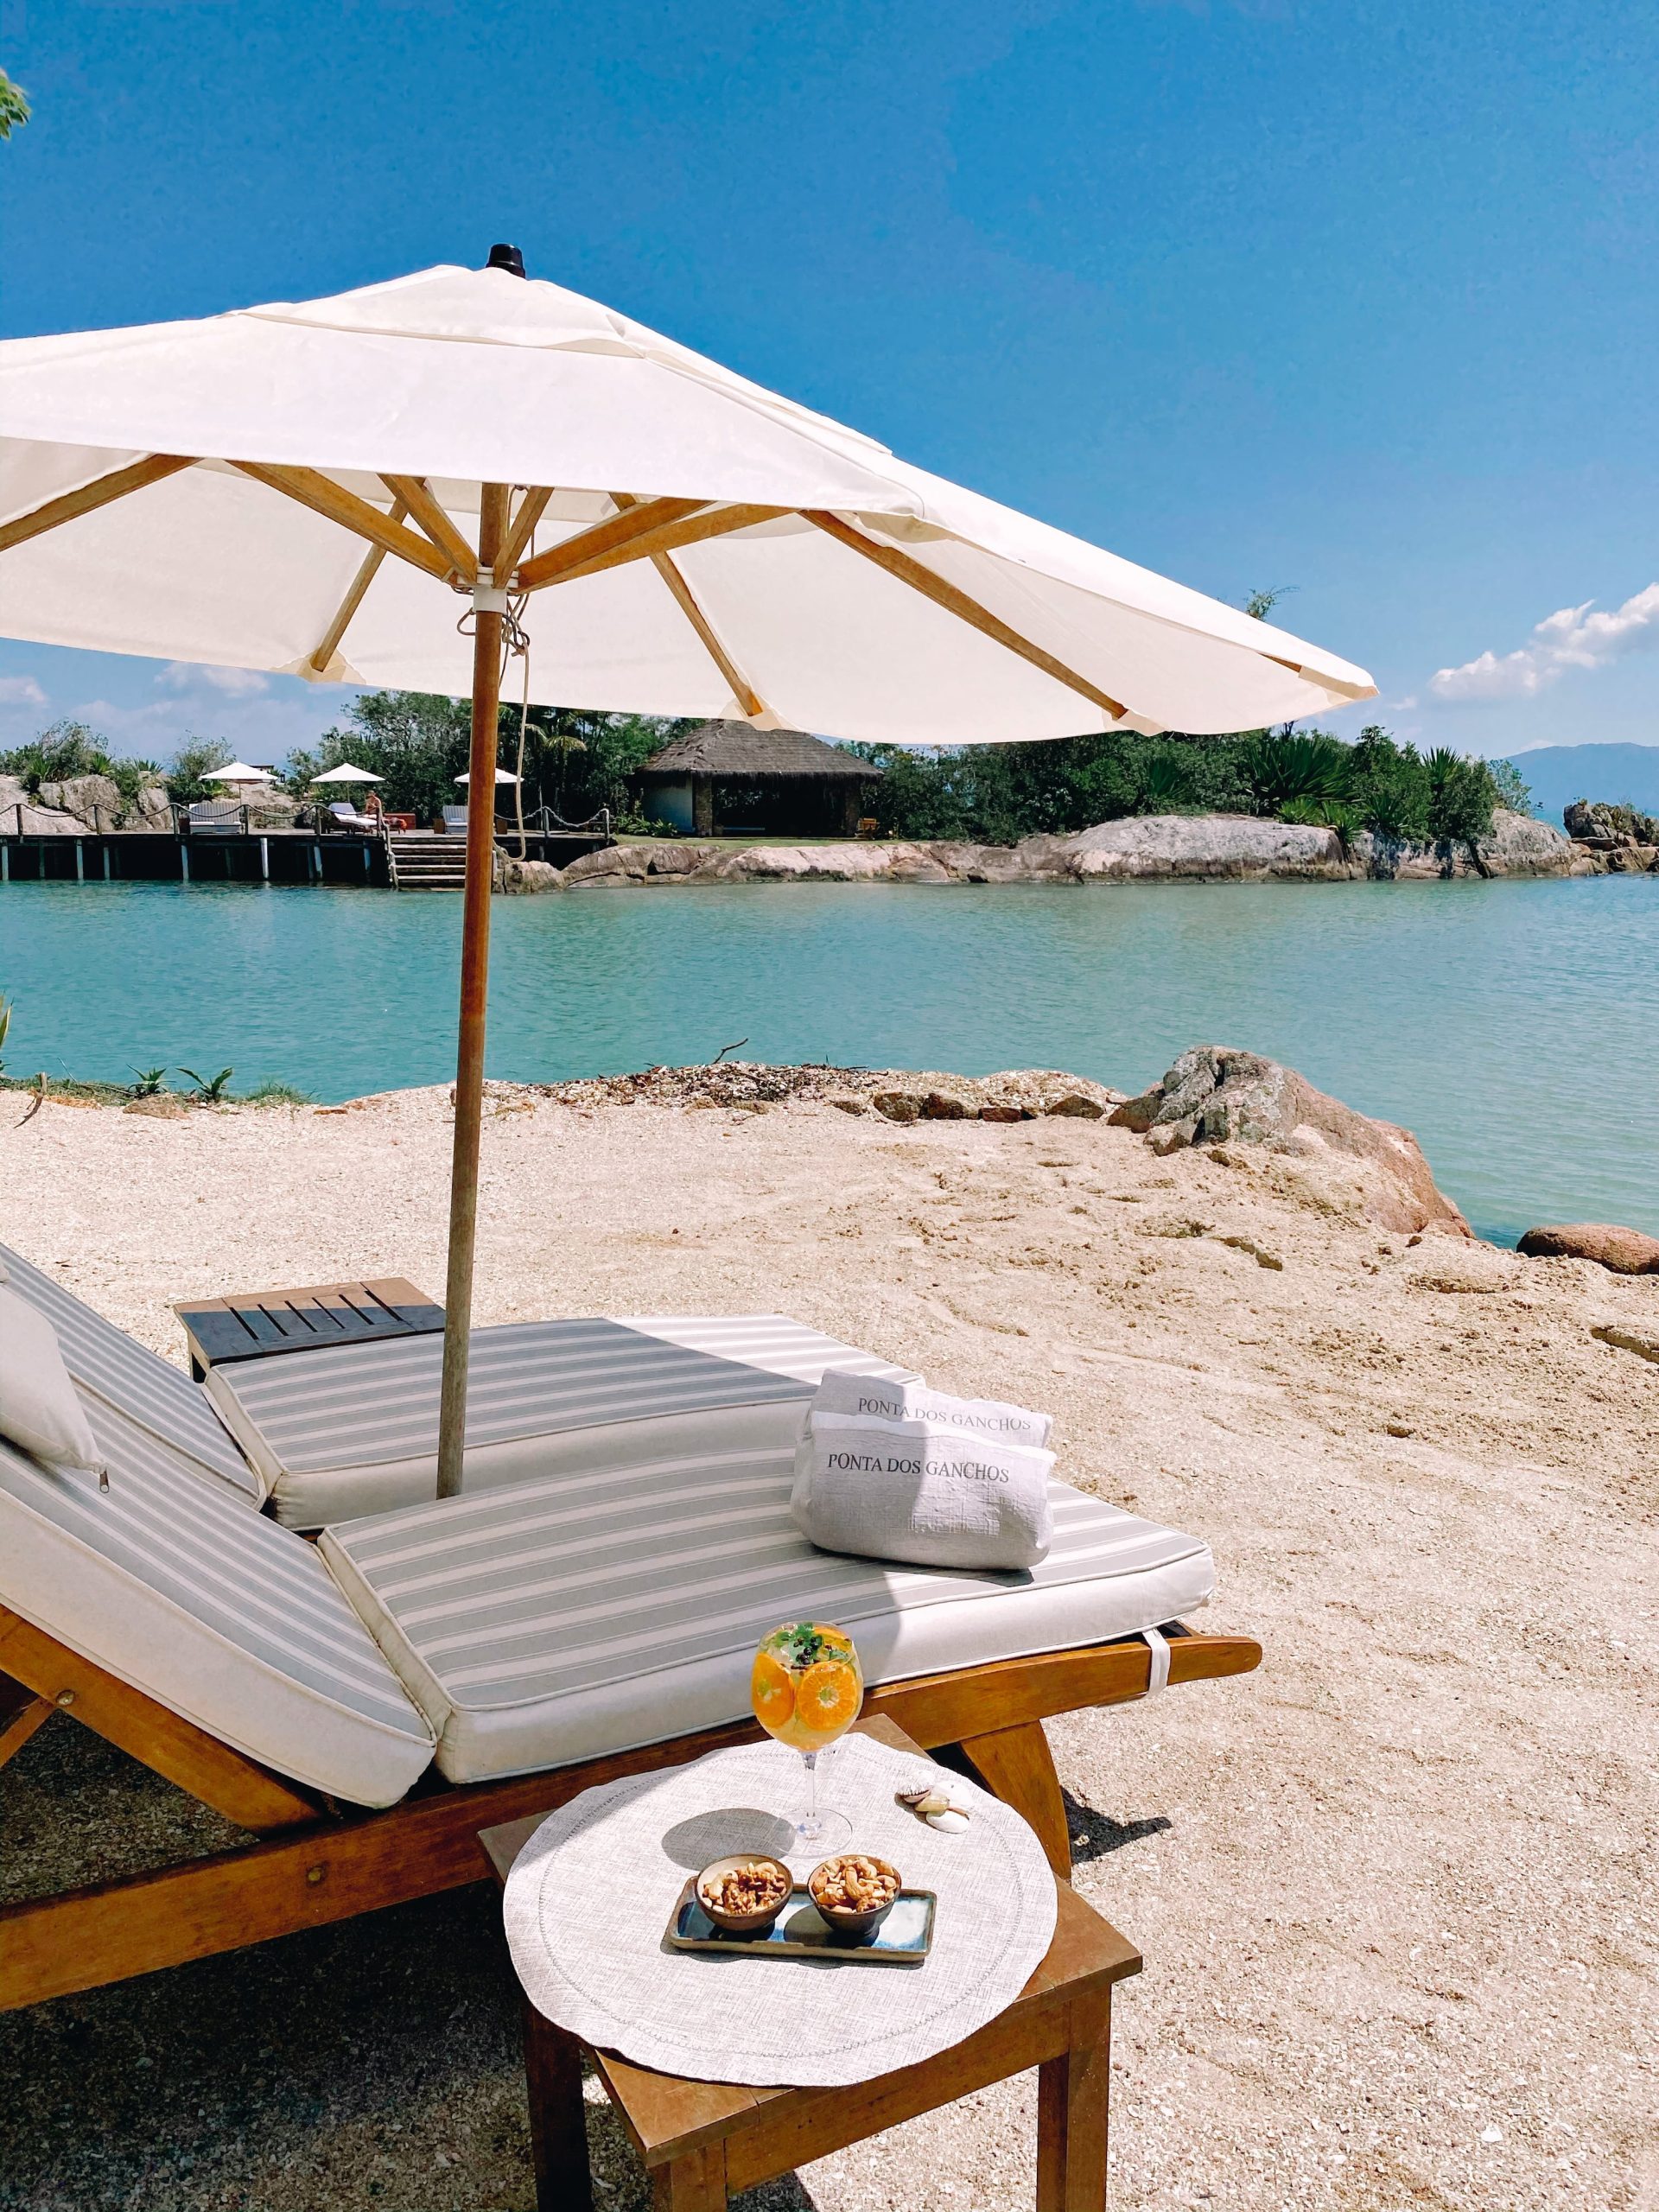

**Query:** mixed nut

left=699, top=1861, right=789, bottom=1917
left=809, top=1853, right=900, bottom=1915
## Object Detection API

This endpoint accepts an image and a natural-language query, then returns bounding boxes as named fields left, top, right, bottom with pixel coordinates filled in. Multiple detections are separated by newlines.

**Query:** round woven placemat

left=502, top=1733, right=1058, bottom=2088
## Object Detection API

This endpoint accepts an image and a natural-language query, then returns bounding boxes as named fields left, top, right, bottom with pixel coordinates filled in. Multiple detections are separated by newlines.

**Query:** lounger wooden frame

left=0, top=1605, right=1258, bottom=2013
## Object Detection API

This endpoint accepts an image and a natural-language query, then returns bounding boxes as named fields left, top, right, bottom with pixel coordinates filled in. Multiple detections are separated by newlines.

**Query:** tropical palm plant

left=1136, top=747, right=1192, bottom=811
left=179, top=1065, right=235, bottom=1103
left=1425, top=747, right=1497, bottom=844
left=1245, top=729, right=1353, bottom=817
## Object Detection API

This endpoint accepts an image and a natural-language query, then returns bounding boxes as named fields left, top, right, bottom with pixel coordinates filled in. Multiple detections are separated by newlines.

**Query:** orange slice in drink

left=796, top=1657, right=862, bottom=1738
left=751, top=1648, right=797, bottom=1735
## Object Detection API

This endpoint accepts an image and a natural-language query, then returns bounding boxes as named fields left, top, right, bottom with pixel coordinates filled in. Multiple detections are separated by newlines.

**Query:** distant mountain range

left=1496, top=742, right=1659, bottom=823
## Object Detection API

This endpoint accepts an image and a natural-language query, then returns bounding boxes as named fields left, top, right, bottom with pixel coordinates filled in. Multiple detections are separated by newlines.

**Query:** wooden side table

left=174, top=1275, right=444, bottom=1379
left=480, top=1716, right=1141, bottom=2211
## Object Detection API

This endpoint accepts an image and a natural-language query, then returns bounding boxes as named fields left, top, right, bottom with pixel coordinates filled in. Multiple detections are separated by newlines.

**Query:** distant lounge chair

left=0, top=1241, right=1259, bottom=2014
left=179, top=798, right=246, bottom=836
left=325, top=800, right=379, bottom=835
left=439, top=804, right=468, bottom=834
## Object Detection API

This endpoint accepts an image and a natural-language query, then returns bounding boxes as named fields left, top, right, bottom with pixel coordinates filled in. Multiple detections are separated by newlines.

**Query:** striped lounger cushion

left=0, top=1393, right=434, bottom=1806
left=208, top=1315, right=918, bottom=1529
left=321, top=1445, right=1216, bottom=1783
left=0, top=1244, right=259, bottom=1503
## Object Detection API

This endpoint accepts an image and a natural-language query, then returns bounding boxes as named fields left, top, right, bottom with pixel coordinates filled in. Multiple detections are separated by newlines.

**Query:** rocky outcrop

left=531, top=1058, right=1125, bottom=1121
left=498, top=807, right=1617, bottom=892
left=1354, top=810, right=1578, bottom=880
left=1558, top=801, right=1658, bottom=873
left=2, top=772, right=174, bottom=834
left=37, top=774, right=124, bottom=831
left=1477, top=810, right=1580, bottom=876
left=1014, top=814, right=1351, bottom=881
left=1112, top=1045, right=1470, bottom=1236
left=500, top=857, right=564, bottom=893
left=1517, top=1224, right=1659, bottom=1274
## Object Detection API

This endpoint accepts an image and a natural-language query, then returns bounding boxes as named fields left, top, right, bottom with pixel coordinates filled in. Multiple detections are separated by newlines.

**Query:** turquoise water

left=3, top=875, right=1656, bottom=1247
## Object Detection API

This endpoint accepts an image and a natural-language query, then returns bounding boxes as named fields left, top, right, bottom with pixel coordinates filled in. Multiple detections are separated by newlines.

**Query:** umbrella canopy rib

left=648, top=551, right=765, bottom=719
left=229, top=462, right=454, bottom=582
left=308, top=497, right=408, bottom=674
left=611, top=490, right=765, bottom=718
left=379, top=474, right=478, bottom=584
left=522, top=500, right=788, bottom=590
left=0, top=453, right=197, bottom=555
left=498, top=486, right=555, bottom=581
left=511, top=496, right=710, bottom=590
left=803, top=509, right=1128, bottom=723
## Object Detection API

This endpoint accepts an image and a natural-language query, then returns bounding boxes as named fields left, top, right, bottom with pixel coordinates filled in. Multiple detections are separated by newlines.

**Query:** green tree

left=1347, top=726, right=1431, bottom=842
left=164, top=734, right=234, bottom=804
left=0, top=69, right=29, bottom=139
left=1486, top=756, right=1534, bottom=815
left=1424, top=746, right=1497, bottom=843
left=0, top=720, right=162, bottom=809
left=289, top=690, right=471, bottom=820
left=1242, top=586, right=1296, bottom=620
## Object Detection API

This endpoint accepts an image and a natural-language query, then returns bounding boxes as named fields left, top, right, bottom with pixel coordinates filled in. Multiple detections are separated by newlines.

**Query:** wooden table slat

left=175, top=1275, right=444, bottom=1370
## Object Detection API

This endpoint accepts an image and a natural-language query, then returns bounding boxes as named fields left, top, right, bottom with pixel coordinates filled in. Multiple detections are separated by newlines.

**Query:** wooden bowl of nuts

left=695, top=1854, right=792, bottom=1934
left=808, top=1852, right=901, bottom=1938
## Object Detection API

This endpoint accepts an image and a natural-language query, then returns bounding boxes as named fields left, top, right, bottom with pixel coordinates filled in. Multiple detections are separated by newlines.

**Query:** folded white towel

left=791, top=1406, right=1054, bottom=1570
left=809, top=1370, right=1052, bottom=1451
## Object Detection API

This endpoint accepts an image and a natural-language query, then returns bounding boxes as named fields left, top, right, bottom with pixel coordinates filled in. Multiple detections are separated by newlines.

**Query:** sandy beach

left=2, top=1075, right=1655, bottom=2212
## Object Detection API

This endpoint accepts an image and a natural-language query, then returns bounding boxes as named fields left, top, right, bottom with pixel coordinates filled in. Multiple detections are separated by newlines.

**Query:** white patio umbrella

left=203, top=760, right=275, bottom=784
left=309, top=762, right=383, bottom=784
left=0, top=248, right=1375, bottom=1496
left=454, top=768, right=519, bottom=784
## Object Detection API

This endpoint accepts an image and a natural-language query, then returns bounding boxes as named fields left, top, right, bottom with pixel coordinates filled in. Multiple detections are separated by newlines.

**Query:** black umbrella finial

left=486, top=243, right=527, bottom=279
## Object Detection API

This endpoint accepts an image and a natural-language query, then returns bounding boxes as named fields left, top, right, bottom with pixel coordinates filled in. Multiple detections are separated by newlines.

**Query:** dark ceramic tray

left=666, top=1880, right=936, bottom=1963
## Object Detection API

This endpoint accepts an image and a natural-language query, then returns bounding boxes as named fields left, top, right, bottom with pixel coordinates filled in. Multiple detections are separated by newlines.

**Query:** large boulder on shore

left=712, top=842, right=953, bottom=883
left=37, top=773, right=124, bottom=832
left=1351, top=809, right=1577, bottom=880
left=1014, top=813, right=1351, bottom=882
left=1517, top=1224, right=1659, bottom=1274
left=1112, top=1045, right=1470, bottom=1236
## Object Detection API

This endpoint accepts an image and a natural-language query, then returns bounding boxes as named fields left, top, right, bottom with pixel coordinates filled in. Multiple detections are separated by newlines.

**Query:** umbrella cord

left=455, top=493, right=537, bottom=861
left=505, top=496, right=533, bottom=860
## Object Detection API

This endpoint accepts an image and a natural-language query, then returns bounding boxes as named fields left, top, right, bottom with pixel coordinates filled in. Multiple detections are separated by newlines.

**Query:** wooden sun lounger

left=0, top=1605, right=1257, bottom=2012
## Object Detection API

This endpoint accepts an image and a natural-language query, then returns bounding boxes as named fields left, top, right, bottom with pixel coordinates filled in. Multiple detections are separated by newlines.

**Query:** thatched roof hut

left=634, top=721, right=883, bottom=836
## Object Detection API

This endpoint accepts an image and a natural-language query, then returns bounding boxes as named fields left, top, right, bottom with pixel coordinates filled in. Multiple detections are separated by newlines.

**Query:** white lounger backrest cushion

left=208, top=1315, right=916, bottom=1529
left=321, top=1443, right=1214, bottom=1784
left=0, top=1395, right=434, bottom=1806
left=0, top=1243, right=263, bottom=1503
left=0, top=1285, right=106, bottom=1475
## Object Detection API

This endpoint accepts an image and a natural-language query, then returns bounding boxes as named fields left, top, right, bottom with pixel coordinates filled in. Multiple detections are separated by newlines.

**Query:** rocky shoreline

left=504, top=806, right=1621, bottom=891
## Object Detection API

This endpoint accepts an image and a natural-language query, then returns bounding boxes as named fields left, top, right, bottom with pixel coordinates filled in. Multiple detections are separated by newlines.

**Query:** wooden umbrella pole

left=436, top=481, right=512, bottom=1499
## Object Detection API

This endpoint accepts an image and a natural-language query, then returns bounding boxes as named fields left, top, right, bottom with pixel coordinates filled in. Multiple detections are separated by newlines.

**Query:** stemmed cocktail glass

left=751, top=1621, right=864, bottom=1852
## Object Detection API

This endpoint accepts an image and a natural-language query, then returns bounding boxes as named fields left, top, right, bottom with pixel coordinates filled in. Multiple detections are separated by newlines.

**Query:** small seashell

left=926, top=1808, right=971, bottom=1834
left=897, top=1782, right=952, bottom=1817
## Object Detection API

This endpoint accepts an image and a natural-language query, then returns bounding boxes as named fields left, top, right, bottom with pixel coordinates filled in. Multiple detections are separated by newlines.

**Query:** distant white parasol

left=454, top=767, right=519, bottom=784
left=203, top=760, right=275, bottom=783
left=309, top=762, right=384, bottom=783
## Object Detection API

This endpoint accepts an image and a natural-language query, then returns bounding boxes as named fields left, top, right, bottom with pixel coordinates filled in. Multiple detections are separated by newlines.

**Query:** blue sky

left=2, top=0, right=1656, bottom=769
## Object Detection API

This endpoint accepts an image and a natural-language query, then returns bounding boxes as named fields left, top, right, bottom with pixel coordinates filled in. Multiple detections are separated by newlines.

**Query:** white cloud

left=1430, top=582, right=1659, bottom=702
left=156, top=661, right=270, bottom=696
left=0, top=675, right=48, bottom=708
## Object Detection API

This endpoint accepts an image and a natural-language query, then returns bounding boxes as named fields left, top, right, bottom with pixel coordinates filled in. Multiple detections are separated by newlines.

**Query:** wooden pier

left=0, top=826, right=607, bottom=889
